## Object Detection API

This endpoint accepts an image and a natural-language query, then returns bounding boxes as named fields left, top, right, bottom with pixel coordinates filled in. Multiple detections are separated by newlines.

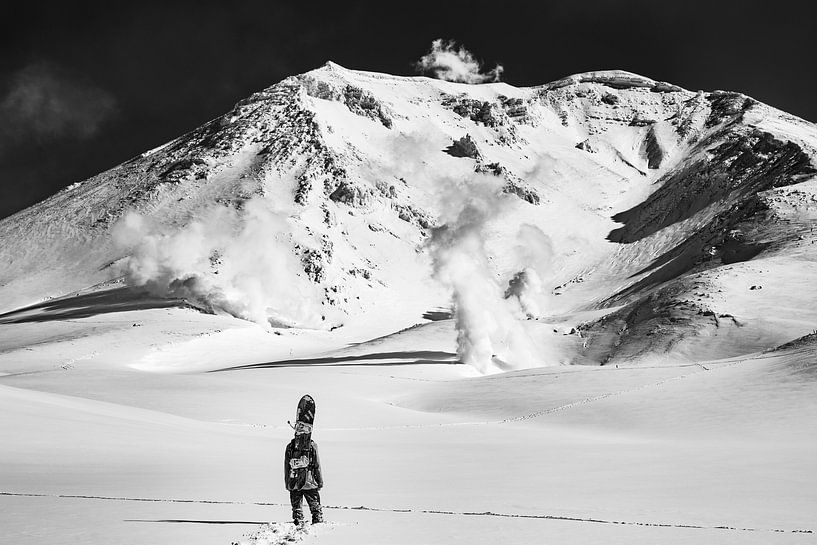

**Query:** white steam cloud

left=112, top=197, right=326, bottom=329
left=415, top=39, right=504, bottom=84
left=0, top=63, right=117, bottom=151
left=505, top=224, right=555, bottom=318
left=427, top=178, right=539, bottom=373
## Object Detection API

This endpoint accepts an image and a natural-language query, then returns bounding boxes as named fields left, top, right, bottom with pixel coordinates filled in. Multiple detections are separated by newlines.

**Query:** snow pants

left=290, top=489, right=322, bottom=523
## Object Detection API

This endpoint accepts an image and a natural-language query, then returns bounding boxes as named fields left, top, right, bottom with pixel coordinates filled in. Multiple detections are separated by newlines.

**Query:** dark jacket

left=284, top=438, right=323, bottom=491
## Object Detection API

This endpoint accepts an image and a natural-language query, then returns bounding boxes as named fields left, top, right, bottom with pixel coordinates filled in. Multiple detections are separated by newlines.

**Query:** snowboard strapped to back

left=287, top=394, right=318, bottom=490
left=296, top=394, right=315, bottom=426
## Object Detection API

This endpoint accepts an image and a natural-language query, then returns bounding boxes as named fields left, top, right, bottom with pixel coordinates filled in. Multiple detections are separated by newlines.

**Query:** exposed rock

left=449, top=97, right=486, bottom=122
left=475, top=162, right=541, bottom=205
left=578, top=287, right=702, bottom=364
left=298, top=236, right=334, bottom=285
left=774, top=331, right=817, bottom=351
left=502, top=97, right=529, bottom=122
left=575, top=139, right=597, bottom=153
left=539, top=70, right=687, bottom=93
left=299, top=75, right=340, bottom=100
left=392, top=203, right=434, bottom=229
left=705, top=91, right=756, bottom=128
left=445, top=134, right=481, bottom=159
left=608, top=195, right=774, bottom=303
left=294, top=174, right=313, bottom=205
left=347, top=266, right=372, bottom=280
left=641, top=126, right=664, bottom=169
left=300, top=74, right=393, bottom=128
left=442, top=94, right=531, bottom=131
left=609, top=130, right=817, bottom=243
left=651, top=81, right=686, bottom=93
left=629, top=116, right=657, bottom=127
left=502, top=181, right=540, bottom=205
left=601, top=92, right=619, bottom=105
left=328, top=180, right=373, bottom=207
left=159, top=157, right=208, bottom=182
left=342, top=85, right=393, bottom=128
left=374, top=179, right=397, bottom=199
left=300, top=248, right=326, bottom=283
left=445, top=96, right=503, bottom=127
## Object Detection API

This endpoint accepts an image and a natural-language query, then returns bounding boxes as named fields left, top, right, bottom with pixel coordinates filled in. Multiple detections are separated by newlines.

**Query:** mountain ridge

left=1, top=62, right=815, bottom=368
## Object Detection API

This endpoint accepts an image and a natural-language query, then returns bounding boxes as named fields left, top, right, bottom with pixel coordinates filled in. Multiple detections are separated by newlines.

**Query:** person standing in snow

left=284, top=421, right=323, bottom=525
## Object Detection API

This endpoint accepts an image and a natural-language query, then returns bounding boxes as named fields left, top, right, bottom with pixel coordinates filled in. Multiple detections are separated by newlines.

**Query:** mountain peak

left=320, top=60, right=348, bottom=72
left=306, top=63, right=687, bottom=96
left=1, top=62, right=815, bottom=369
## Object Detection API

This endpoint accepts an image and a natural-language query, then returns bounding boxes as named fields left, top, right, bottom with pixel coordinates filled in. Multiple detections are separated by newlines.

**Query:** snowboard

left=288, top=394, right=315, bottom=430
left=288, top=394, right=317, bottom=486
left=295, top=394, right=316, bottom=426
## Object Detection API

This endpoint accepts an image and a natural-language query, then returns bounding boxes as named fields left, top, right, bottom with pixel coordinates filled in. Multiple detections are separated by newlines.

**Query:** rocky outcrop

left=300, top=74, right=393, bottom=128
left=609, top=130, right=816, bottom=243
left=608, top=195, right=773, bottom=303
left=641, top=126, right=664, bottom=169
left=443, top=95, right=522, bottom=127
left=577, top=286, right=703, bottom=365
left=441, top=94, right=530, bottom=142
left=392, top=203, right=434, bottom=230
left=705, top=91, right=756, bottom=128
left=445, top=134, right=482, bottom=159
left=575, top=139, right=597, bottom=153
left=328, top=180, right=374, bottom=207
left=539, top=70, right=686, bottom=93
left=476, top=161, right=540, bottom=205
left=159, top=157, right=209, bottom=182
left=342, top=85, right=393, bottom=128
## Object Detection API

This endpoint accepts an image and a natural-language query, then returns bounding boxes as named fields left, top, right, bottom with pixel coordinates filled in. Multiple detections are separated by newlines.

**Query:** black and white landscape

left=1, top=6, right=816, bottom=544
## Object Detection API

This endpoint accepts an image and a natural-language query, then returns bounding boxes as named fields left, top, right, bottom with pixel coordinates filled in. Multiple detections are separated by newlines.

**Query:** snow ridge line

left=1, top=492, right=812, bottom=534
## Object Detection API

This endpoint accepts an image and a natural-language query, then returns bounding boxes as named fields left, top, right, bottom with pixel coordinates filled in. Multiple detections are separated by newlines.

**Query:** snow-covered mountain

left=2, top=62, right=816, bottom=367
left=3, top=62, right=817, bottom=545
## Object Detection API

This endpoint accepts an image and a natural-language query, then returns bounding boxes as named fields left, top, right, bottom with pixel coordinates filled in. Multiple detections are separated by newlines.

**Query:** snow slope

left=2, top=62, right=815, bottom=365
left=1, top=328, right=815, bottom=544
left=2, top=63, right=817, bottom=544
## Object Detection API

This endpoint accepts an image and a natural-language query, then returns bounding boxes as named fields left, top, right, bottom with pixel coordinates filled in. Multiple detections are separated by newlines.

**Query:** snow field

left=1, top=311, right=815, bottom=544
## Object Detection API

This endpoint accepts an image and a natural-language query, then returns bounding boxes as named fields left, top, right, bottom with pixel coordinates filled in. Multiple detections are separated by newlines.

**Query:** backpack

left=287, top=440, right=314, bottom=490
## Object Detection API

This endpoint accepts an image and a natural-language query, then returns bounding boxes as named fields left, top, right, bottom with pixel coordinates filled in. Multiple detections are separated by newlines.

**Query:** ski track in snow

left=0, top=492, right=812, bottom=535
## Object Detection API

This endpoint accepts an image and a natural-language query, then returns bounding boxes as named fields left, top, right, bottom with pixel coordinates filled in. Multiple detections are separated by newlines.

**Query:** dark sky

left=1, top=0, right=815, bottom=219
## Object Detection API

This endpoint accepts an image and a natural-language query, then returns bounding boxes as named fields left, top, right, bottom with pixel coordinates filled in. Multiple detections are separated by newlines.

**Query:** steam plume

left=0, top=63, right=116, bottom=151
left=427, top=178, right=537, bottom=373
left=415, top=39, right=504, bottom=84
left=505, top=224, right=554, bottom=318
left=112, top=197, right=325, bottom=328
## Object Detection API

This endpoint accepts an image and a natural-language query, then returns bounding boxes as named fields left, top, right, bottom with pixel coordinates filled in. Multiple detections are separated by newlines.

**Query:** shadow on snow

left=212, top=350, right=459, bottom=372
left=0, top=287, right=193, bottom=324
